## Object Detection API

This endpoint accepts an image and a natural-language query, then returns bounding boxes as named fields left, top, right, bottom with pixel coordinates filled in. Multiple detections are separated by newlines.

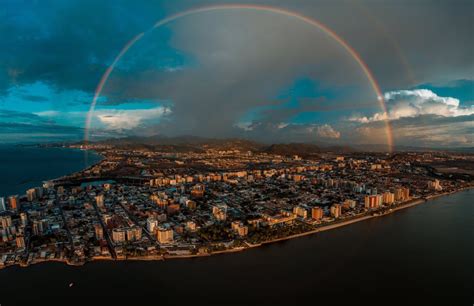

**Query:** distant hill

left=89, top=135, right=358, bottom=155
left=96, top=135, right=263, bottom=152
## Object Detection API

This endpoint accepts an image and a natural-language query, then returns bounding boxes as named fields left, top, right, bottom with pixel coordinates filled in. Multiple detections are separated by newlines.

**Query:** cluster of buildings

left=0, top=147, right=471, bottom=268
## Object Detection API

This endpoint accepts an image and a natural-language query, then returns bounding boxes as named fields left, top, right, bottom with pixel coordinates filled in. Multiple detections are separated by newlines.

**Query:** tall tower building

left=34, top=187, right=44, bottom=199
left=311, top=207, right=324, bottom=220
left=364, top=195, right=380, bottom=209
left=95, top=194, right=105, bottom=208
left=94, top=223, right=104, bottom=240
left=157, top=226, right=174, bottom=244
left=382, top=192, right=395, bottom=205
left=112, top=228, right=126, bottom=243
left=9, top=195, right=19, bottom=211
left=0, top=216, right=12, bottom=228
left=0, top=197, right=6, bottom=212
left=16, top=235, right=26, bottom=249
left=26, top=188, right=36, bottom=202
left=212, top=204, right=227, bottom=221
left=330, top=204, right=342, bottom=218
left=146, top=217, right=158, bottom=234
left=20, top=212, right=28, bottom=227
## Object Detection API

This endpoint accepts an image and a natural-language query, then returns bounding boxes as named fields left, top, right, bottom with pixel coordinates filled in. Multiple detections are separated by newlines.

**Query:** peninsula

left=1, top=138, right=473, bottom=268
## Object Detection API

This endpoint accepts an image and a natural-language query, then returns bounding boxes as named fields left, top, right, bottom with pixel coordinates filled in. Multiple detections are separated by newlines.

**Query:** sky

left=0, top=0, right=473, bottom=149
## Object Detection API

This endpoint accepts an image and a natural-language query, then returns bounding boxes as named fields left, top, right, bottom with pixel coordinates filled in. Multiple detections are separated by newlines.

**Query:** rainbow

left=85, top=4, right=394, bottom=152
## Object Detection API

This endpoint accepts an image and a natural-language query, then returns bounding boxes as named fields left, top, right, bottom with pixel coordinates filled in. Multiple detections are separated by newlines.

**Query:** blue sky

left=0, top=0, right=473, bottom=147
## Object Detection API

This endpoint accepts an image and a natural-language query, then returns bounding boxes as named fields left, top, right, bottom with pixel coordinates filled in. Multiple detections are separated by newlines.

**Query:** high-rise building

left=126, top=226, right=142, bottom=242
left=330, top=204, right=342, bottom=218
left=428, top=179, right=442, bottom=191
left=402, top=188, right=410, bottom=200
left=0, top=197, right=6, bottom=212
left=9, top=195, right=19, bottom=211
left=16, top=235, right=26, bottom=249
left=95, top=194, right=105, bottom=207
left=293, top=206, right=308, bottom=219
left=377, top=194, right=384, bottom=206
left=394, top=187, right=410, bottom=202
left=20, top=212, right=28, bottom=227
left=112, top=228, right=126, bottom=243
left=146, top=217, right=158, bottom=234
left=382, top=192, right=395, bottom=205
left=157, top=226, right=174, bottom=244
left=342, top=199, right=357, bottom=209
left=364, top=195, right=381, bottom=209
left=94, top=223, right=104, bottom=240
left=32, top=220, right=45, bottom=235
left=34, top=187, right=44, bottom=199
left=231, top=221, right=248, bottom=237
left=26, top=188, right=36, bottom=202
left=0, top=216, right=12, bottom=228
left=311, top=207, right=324, bottom=220
left=212, top=204, right=227, bottom=221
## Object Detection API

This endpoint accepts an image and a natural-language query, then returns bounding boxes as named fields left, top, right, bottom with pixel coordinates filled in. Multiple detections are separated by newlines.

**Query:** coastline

left=0, top=146, right=472, bottom=269
left=0, top=146, right=104, bottom=198
left=2, top=186, right=471, bottom=269
left=160, top=187, right=473, bottom=260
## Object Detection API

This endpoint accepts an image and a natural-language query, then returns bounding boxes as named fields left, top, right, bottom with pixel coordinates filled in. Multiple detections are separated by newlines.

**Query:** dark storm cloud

left=0, top=121, right=81, bottom=134
left=21, top=95, right=49, bottom=102
left=0, top=110, right=119, bottom=143
left=99, top=0, right=472, bottom=141
left=2, top=0, right=472, bottom=93
left=0, top=0, right=472, bottom=146
left=0, top=109, right=48, bottom=122
left=102, top=9, right=378, bottom=137
left=0, top=120, right=86, bottom=143
left=0, top=0, right=169, bottom=95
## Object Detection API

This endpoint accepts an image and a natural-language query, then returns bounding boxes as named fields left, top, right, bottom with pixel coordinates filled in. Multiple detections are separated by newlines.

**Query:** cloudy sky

left=0, top=0, right=472, bottom=148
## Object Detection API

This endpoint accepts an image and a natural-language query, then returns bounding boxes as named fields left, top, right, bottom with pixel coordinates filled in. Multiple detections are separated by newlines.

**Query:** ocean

left=0, top=145, right=102, bottom=198
left=0, top=145, right=472, bottom=305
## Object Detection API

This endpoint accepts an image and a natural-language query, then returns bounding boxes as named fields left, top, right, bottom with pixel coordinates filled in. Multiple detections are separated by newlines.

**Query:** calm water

left=0, top=145, right=101, bottom=198
left=0, top=147, right=472, bottom=305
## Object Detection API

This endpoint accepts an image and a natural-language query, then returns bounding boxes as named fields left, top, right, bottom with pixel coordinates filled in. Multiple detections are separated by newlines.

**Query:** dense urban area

left=1, top=140, right=473, bottom=268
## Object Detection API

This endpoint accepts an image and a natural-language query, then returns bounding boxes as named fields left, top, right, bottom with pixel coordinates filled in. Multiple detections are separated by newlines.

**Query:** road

left=91, top=201, right=117, bottom=259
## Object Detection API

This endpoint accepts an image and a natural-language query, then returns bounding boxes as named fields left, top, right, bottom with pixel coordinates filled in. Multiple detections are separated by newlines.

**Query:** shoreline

left=2, top=186, right=471, bottom=269
left=0, top=146, right=104, bottom=198
left=164, top=187, right=473, bottom=260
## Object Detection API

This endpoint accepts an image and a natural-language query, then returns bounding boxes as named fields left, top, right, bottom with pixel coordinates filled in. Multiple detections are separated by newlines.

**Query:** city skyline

left=1, top=0, right=473, bottom=148
left=0, top=2, right=473, bottom=303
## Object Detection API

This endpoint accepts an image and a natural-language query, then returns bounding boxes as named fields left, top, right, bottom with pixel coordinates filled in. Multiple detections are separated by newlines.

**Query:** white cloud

left=234, top=121, right=254, bottom=131
left=307, top=124, right=341, bottom=139
left=34, top=110, right=60, bottom=117
left=36, top=106, right=171, bottom=131
left=96, top=106, right=170, bottom=130
left=350, top=89, right=474, bottom=123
